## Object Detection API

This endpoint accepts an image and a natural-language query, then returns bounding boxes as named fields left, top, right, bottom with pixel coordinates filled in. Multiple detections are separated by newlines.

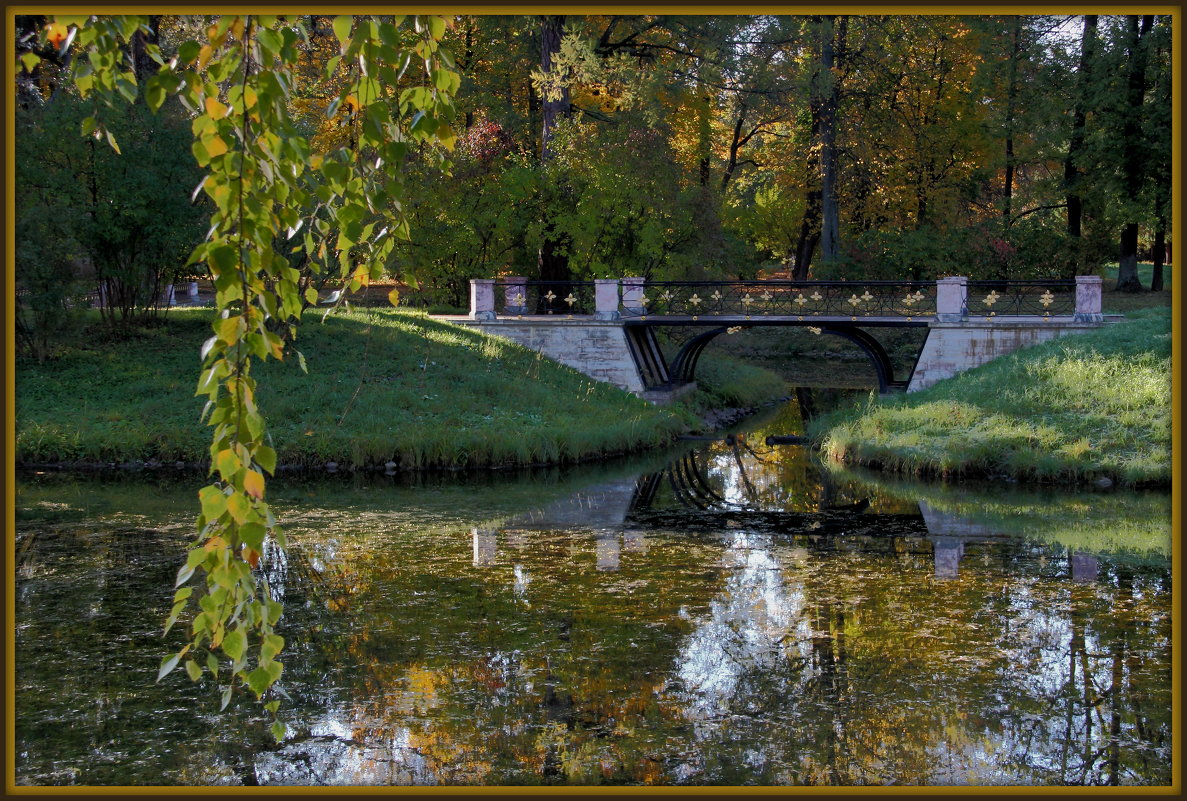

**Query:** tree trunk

left=793, top=189, right=822, bottom=280
left=697, top=65, right=712, bottom=187
left=1002, top=16, right=1021, bottom=222
left=1150, top=224, right=1165, bottom=291
left=538, top=15, right=572, bottom=284
left=819, top=16, right=844, bottom=263
left=539, top=14, right=569, bottom=162
left=1064, top=14, right=1097, bottom=251
left=719, top=103, right=748, bottom=193
left=1115, top=15, right=1154, bottom=293
left=130, top=16, right=160, bottom=83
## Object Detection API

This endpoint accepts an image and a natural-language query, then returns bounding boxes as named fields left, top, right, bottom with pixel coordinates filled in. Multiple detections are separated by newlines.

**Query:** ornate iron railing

left=493, top=280, right=597, bottom=316
left=965, top=280, right=1076, bottom=318
left=629, top=281, right=938, bottom=319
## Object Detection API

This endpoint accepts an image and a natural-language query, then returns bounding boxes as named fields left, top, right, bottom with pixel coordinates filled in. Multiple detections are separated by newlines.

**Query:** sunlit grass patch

left=812, top=309, right=1171, bottom=486
left=16, top=307, right=785, bottom=471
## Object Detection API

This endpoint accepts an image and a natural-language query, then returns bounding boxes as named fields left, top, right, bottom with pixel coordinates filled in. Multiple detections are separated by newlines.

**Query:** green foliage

left=45, top=12, right=459, bottom=736
left=824, top=216, right=1111, bottom=282
left=14, top=92, right=206, bottom=347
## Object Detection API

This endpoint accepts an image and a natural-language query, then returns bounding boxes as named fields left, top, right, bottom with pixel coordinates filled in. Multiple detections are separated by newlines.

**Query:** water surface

left=14, top=398, right=1173, bottom=786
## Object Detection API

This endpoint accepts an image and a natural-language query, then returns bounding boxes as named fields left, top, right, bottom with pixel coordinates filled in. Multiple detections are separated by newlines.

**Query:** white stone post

left=504, top=276, right=528, bottom=315
left=594, top=278, right=621, bottom=321
left=935, top=276, right=967, bottom=322
left=469, top=279, right=497, bottom=320
left=162, top=284, right=175, bottom=308
left=621, top=277, right=645, bottom=316
left=1074, top=275, right=1104, bottom=322
left=188, top=281, right=200, bottom=302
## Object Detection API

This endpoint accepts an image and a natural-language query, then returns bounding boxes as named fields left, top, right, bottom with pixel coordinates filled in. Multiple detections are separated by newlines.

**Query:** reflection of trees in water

left=13, top=462, right=1172, bottom=786
left=667, top=532, right=1172, bottom=785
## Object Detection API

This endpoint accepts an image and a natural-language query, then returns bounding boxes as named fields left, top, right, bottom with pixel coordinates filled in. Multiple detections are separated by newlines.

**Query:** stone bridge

left=454, top=276, right=1109, bottom=402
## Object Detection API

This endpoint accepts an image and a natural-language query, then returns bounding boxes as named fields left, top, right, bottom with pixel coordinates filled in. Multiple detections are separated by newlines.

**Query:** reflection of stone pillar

left=596, top=532, right=620, bottom=571
left=1071, top=552, right=1099, bottom=583
left=623, top=530, right=647, bottom=554
left=933, top=538, right=965, bottom=578
left=472, top=527, right=497, bottom=566
left=503, top=528, right=529, bottom=549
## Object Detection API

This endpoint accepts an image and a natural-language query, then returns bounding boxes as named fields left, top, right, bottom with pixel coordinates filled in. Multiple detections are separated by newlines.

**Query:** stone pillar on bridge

left=594, top=279, right=621, bottom=321
left=469, top=279, right=497, bottom=320
left=935, top=276, right=968, bottom=322
left=503, top=276, right=528, bottom=315
left=1074, top=275, right=1104, bottom=323
left=621, top=277, right=645, bottom=317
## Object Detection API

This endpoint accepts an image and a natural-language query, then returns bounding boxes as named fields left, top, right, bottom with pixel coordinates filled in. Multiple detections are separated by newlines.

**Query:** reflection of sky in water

left=677, top=532, right=808, bottom=723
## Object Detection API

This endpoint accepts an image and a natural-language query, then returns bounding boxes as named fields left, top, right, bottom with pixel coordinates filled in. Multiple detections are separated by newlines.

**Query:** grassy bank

left=16, top=308, right=786, bottom=471
left=812, top=308, right=1172, bottom=487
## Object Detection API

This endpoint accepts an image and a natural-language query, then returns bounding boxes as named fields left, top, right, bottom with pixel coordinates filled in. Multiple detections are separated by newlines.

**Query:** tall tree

left=1114, top=14, right=1154, bottom=292
left=1064, top=15, right=1098, bottom=270
left=537, top=14, right=572, bottom=283
left=818, top=15, right=846, bottom=264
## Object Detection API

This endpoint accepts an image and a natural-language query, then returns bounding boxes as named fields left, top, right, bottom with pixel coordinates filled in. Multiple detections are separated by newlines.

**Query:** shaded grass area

left=680, top=351, right=789, bottom=411
left=1102, top=262, right=1173, bottom=314
left=16, top=308, right=784, bottom=470
left=811, top=308, right=1172, bottom=487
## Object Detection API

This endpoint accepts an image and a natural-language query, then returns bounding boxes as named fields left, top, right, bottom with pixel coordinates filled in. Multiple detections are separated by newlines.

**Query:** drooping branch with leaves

left=26, top=13, right=459, bottom=739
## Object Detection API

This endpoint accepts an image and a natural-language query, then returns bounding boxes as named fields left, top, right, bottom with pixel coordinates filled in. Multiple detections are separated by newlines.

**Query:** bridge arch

left=629, top=321, right=909, bottom=393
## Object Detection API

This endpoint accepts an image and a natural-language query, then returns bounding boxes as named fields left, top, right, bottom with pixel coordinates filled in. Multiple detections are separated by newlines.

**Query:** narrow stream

left=14, top=395, right=1172, bottom=786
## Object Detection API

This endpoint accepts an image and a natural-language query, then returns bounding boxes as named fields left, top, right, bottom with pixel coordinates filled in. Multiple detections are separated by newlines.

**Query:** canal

left=13, top=396, right=1173, bottom=786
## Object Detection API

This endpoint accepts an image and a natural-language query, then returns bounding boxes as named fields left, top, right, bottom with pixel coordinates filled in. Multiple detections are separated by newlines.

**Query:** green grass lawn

left=811, top=307, right=1172, bottom=487
left=15, top=308, right=785, bottom=470
left=1101, top=261, right=1173, bottom=314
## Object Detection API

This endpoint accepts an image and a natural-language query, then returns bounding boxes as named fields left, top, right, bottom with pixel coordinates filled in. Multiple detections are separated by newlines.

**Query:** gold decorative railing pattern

left=631, top=281, right=938, bottom=320
left=966, top=280, right=1076, bottom=318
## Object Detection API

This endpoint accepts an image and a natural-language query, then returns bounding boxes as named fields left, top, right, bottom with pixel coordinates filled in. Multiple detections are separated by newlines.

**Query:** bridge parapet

left=471, top=275, right=1104, bottom=323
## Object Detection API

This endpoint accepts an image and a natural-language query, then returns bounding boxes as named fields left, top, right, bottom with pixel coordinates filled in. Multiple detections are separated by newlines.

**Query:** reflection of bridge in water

left=471, top=443, right=1100, bottom=582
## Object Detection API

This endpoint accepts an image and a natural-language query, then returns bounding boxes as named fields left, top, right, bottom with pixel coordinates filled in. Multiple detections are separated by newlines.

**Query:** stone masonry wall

left=459, top=319, right=647, bottom=394
left=907, top=320, right=1104, bottom=392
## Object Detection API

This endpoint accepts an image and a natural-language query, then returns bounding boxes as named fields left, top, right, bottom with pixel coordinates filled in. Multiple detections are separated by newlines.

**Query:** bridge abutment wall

left=458, top=318, right=672, bottom=400
left=907, top=319, right=1105, bottom=392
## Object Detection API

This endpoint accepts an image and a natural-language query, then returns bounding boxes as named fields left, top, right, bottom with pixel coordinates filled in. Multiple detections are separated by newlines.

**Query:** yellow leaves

left=205, top=96, right=229, bottom=120
left=215, top=315, right=243, bottom=345
left=203, top=133, right=229, bottom=158
left=44, top=21, right=69, bottom=49
left=244, top=469, right=266, bottom=500
left=197, top=44, right=214, bottom=70
left=217, top=448, right=241, bottom=480
left=226, top=492, right=251, bottom=525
